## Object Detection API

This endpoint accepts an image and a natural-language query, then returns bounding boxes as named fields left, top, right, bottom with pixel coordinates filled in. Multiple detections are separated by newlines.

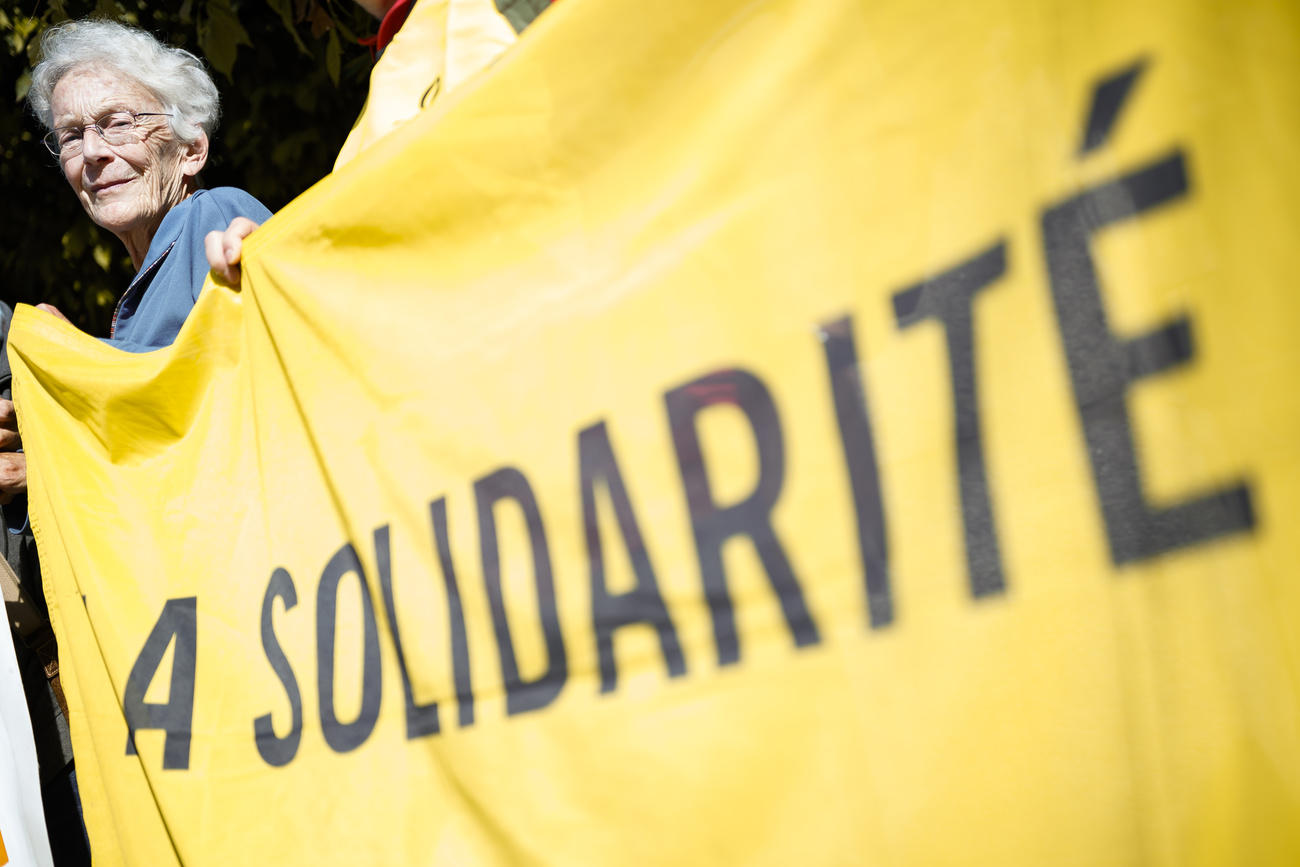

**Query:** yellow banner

left=10, top=0, right=1300, bottom=863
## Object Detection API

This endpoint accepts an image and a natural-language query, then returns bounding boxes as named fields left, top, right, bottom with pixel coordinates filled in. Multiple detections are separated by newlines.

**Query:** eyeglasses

left=42, top=111, right=173, bottom=157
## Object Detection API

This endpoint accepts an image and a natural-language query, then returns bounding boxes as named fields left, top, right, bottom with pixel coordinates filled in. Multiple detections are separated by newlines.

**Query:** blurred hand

left=0, top=399, right=17, bottom=451
left=35, top=303, right=70, bottom=323
left=0, top=451, right=25, bottom=503
left=205, top=217, right=261, bottom=287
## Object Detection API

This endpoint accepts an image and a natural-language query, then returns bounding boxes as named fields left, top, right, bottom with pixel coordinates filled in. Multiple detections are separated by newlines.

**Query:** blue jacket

left=110, top=187, right=272, bottom=352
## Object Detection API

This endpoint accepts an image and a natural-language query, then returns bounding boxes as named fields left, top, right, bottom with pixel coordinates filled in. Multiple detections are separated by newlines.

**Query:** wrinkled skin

left=0, top=399, right=21, bottom=505
left=50, top=65, right=208, bottom=267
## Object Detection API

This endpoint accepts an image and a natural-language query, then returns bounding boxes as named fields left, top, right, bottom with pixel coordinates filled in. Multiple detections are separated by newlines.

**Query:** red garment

left=376, top=0, right=416, bottom=52
left=359, top=0, right=416, bottom=55
left=362, top=0, right=552, bottom=56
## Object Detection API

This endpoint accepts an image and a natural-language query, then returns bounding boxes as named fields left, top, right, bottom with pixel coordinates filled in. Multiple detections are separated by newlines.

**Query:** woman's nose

left=79, top=127, right=113, bottom=162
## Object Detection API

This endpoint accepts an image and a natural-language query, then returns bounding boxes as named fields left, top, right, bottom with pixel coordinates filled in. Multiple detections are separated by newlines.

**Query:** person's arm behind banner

left=0, top=304, right=67, bottom=504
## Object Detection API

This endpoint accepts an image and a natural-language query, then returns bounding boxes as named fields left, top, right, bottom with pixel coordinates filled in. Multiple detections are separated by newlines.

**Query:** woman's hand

left=0, top=307, right=65, bottom=502
left=35, top=303, right=70, bottom=323
left=0, top=452, right=24, bottom=504
left=0, top=398, right=24, bottom=502
left=205, top=217, right=261, bottom=287
left=0, top=398, right=18, bottom=451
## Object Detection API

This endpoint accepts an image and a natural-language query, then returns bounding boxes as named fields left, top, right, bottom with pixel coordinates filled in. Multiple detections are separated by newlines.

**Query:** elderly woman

left=2, top=19, right=272, bottom=491
left=0, top=18, right=273, bottom=508
left=27, top=18, right=272, bottom=353
left=0, top=21, right=270, bottom=856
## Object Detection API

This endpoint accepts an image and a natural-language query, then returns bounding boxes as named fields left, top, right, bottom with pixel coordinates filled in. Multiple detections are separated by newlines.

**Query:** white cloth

left=0, top=627, right=53, bottom=867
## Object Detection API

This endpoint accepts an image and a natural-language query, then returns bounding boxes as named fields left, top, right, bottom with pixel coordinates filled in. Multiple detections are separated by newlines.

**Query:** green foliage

left=0, top=0, right=377, bottom=335
left=198, top=0, right=252, bottom=82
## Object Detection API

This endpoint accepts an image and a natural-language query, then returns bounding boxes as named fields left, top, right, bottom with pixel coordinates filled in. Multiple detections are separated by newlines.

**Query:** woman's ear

left=181, top=128, right=210, bottom=180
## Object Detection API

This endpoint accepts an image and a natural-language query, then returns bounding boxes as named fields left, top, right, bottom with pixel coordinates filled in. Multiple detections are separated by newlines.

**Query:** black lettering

left=253, top=569, right=303, bottom=767
left=579, top=421, right=686, bottom=693
left=664, top=369, right=820, bottom=666
left=1079, top=59, right=1148, bottom=155
left=475, top=467, right=567, bottom=715
left=1042, top=151, right=1254, bottom=563
left=123, top=597, right=197, bottom=770
left=316, top=543, right=382, bottom=753
left=893, top=242, right=1009, bottom=598
left=374, top=525, right=440, bottom=739
left=818, top=316, right=893, bottom=628
left=430, top=498, right=474, bottom=727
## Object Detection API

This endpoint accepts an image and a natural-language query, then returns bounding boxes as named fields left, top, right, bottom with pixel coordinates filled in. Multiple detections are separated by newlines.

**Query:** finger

left=35, top=303, right=71, bottom=323
left=205, top=229, right=231, bottom=274
left=0, top=452, right=26, bottom=496
left=205, top=229, right=240, bottom=285
left=0, top=400, right=20, bottom=449
left=227, top=217, right=260, bottom=243
left=0, top=403, right=25, bottom=457
left=220, top=218, right=262, bottom=270
left=220, top=225, right=244, bottom=266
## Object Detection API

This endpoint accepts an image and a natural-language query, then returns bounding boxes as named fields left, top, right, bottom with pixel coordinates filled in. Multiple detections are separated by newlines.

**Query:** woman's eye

left=101, top=115, right=133, bottom=131
left=57, top=129, right=81, bottom=145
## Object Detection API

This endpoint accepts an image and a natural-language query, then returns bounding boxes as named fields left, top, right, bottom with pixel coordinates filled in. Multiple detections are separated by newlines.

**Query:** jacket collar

left=130, top=189, right=208, bottom=290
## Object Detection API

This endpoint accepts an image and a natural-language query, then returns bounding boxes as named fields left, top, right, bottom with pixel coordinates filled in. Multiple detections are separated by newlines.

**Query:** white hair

left=28, top=19, right=220, bottom=144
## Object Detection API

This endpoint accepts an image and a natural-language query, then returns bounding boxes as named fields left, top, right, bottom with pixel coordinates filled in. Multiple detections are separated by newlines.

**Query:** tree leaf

left=308, top=2, right=332, bottom=38
left=267, top=0, right=310, bottom=55
left=198, top=0, right=253, bottom=82
left=326, top=27, right=340, bottom=87
left=5, top=15, right=39, bottom=55
left=321, top=0, right=360, bottom=43
left=93, top=0, right=125, bottom=20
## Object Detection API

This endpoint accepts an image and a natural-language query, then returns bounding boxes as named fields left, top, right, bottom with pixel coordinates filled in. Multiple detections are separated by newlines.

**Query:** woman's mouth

left=90, top=178, right=132, bottom=194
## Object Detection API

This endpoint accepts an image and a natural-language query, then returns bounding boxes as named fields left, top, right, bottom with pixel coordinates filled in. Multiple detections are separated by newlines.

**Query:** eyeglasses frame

left=43, top=110, right=175, bottom=158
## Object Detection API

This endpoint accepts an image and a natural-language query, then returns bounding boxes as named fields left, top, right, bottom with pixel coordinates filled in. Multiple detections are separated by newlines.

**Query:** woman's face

left=49, top=66, right=205, bottom=250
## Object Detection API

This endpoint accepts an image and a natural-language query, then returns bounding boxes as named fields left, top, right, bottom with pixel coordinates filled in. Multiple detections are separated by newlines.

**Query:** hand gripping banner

left=8, top=0, right=1300, bottom=863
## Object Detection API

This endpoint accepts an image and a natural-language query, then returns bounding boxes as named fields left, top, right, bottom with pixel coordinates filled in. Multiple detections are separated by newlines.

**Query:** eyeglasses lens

left=45, top=112, right=138, bottom=156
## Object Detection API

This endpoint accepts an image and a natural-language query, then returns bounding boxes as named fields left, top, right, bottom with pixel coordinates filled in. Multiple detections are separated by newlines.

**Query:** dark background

left=0, top=0, right=548, bottom=335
